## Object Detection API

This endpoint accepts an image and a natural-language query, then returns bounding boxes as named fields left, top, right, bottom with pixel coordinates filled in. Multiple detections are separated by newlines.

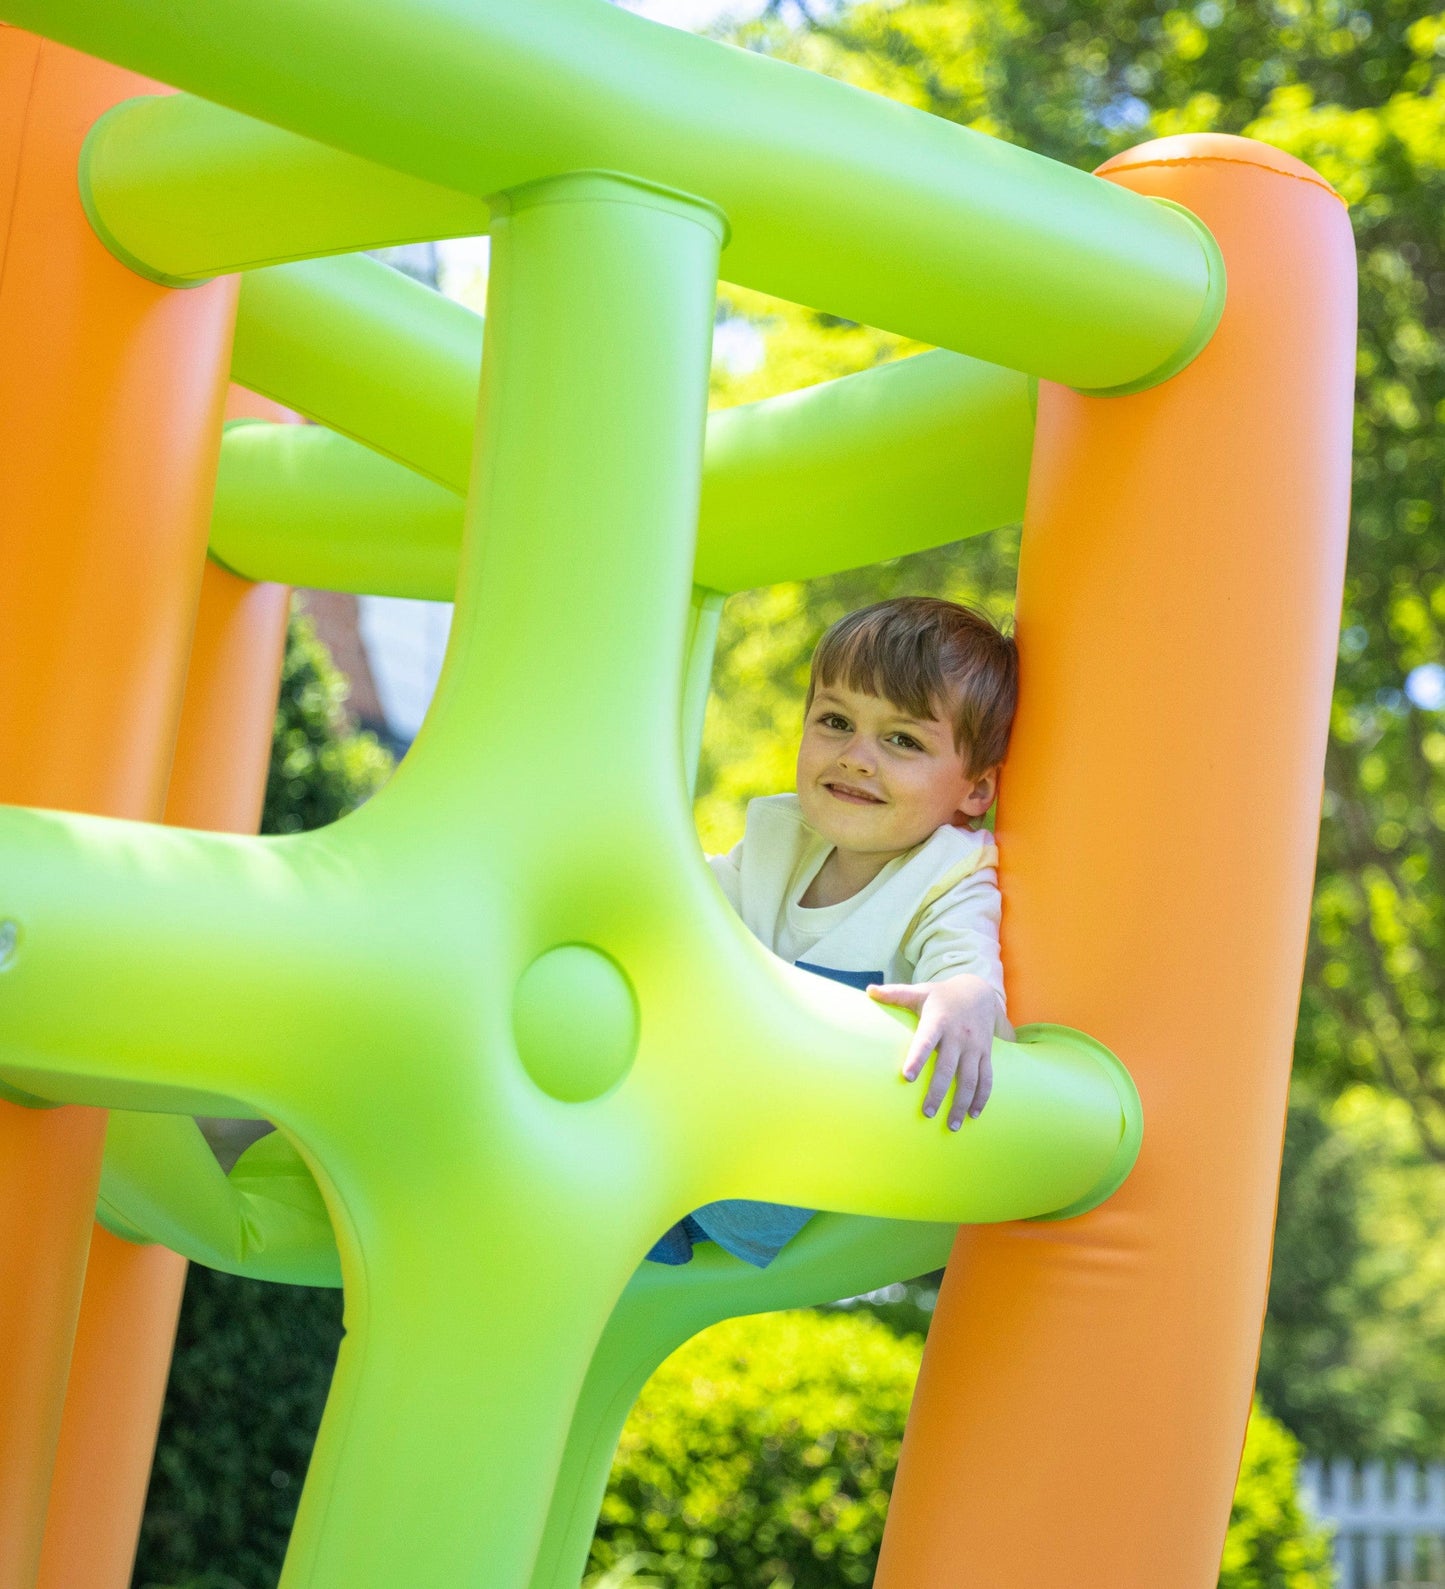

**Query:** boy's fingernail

left=923, top=1106, right=935, bottom=1118
left=969, top=1107, right=981, bottom=1118
left=949, top=1119, right=961, bottom=1132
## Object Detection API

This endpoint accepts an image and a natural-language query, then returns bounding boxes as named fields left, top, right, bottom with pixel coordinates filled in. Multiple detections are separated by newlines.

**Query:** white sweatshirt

left=707, top=793, right=1007, bottom=1010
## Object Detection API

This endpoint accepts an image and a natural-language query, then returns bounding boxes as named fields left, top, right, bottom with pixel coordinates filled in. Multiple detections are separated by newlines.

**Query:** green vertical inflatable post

left=281, top=171, right=727, bottom=1589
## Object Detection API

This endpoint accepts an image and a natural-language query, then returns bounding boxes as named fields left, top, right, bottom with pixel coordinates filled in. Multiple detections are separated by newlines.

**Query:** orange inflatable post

left=0, top=32, right=237, bottom=1588
left=37, top=393, right=293, bottom=1589
left=874, top=134, right=1356, bottom=1588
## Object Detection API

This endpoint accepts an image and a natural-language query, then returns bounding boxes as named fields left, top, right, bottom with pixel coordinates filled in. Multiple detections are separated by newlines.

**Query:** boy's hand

left=867, top=974, right=1009, bottom=1130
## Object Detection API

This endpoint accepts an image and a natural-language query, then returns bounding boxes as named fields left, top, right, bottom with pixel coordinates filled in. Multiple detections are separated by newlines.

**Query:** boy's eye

left=818, top=712, right=851, bottom=731
left=888, top=733, right=924, bottom=751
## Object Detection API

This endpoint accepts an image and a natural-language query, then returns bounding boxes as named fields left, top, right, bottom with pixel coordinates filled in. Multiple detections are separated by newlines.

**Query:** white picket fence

left=1301, top=1460, right=1445, bottom=1587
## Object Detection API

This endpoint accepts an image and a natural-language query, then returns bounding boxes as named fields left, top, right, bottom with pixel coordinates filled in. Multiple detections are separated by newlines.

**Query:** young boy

left=647, top=595, right=1018, bottom=1269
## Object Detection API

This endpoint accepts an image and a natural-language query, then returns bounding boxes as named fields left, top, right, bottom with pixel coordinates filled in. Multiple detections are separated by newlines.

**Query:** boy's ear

left=957, top=764, right=1000, bottom=819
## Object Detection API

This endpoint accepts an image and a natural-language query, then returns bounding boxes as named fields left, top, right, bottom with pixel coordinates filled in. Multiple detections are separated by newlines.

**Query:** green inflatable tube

left=529, top=1216, right=958, bottom=1589
left=211, top=357, right=1035, bottom=600
left=211, top=422, right=464, bottom=602
left=80, top=93, right=485, bottom=289
left=98, top=1112, right=957, bottom=1589
left=55, top=10, right=1226, bottom=391
left=233, top=255, right=482, bottom=491
left=227, top=254, right=1038, bottom=592
left=98, top=1113, right=340, bottom=1287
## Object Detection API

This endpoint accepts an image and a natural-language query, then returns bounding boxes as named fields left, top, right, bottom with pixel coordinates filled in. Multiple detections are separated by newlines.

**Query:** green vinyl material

left=210, top=422, right=464, bottom=600
left=233, top=255, right=482, bottom=489
left=53, top=4, right=1227, bottom=390
left=81, top=92, right=486, bottom=288
left=228, top=253, right=1039, bottom=585
left=210, top=347, right=1036, bottom=599
left=528, top=1214, right=958, bottom=1589
left=98, top=1107, right=955, bottom=1589
left=98, top=1114, right=341, bottom=1287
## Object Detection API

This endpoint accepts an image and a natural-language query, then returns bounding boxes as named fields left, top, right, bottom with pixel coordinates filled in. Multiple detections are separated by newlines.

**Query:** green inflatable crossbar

left=59, top=4, right=1225, bottom=392
left=212, top=339, right=1035, bottom=601
left=223, top=253, right=1038, bottom=589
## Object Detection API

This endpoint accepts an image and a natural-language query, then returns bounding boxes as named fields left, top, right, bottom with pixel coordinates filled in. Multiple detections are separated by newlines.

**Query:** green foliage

left=591, top=1310, right=922, bottom=1588
left=132, top=1271, right=342, bottom=1589
left=261, top=612, right=393, bottom=836
left=1219, top=1403, right=1334, bottom=1589
left=1259, top=1093, right=1381, bottom=1456
left=591, top=1310, right=1331, bottom=1589
left=1262, top=1085, right=1445, bottom=1458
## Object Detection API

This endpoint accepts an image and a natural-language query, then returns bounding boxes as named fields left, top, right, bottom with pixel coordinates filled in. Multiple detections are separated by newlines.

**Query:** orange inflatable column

left=875, top=135, right=1355, bottom=1588
left=37, top=393, right=293, bottom=1589
left=0, top=32, right=237, bottom=1588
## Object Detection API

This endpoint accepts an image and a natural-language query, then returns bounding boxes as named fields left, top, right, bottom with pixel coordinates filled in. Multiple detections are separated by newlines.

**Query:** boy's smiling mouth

left=823, top=781, right=886, bottom=805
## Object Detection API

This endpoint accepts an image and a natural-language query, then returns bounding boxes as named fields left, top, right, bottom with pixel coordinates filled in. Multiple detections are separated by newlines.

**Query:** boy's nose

left=837, top=740, right=876, bottom=773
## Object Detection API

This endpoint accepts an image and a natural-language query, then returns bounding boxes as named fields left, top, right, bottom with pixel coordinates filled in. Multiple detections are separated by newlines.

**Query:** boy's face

left=795, top=683, right=998, bottom=860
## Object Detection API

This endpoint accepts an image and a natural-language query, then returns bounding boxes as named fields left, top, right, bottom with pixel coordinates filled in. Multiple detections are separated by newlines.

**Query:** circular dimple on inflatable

left=512, top=945, right=638, bottom=1103
left=0, top=920, right=20, bottom=972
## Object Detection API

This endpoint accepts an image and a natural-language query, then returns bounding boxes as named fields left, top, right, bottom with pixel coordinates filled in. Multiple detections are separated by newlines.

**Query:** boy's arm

left=871, top=863, right=1010, bottom=1127
left=906, top=862, right=1008, bottom=1020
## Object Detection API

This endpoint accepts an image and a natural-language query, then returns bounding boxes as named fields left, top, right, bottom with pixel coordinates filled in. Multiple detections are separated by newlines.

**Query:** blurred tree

left=1261, top=1084, right=1445, bottom=1459
left=1219, top=1400, right=1335, bottom=1589
left=262, top=611, right=394, bottom=835
left=135, top=611, right=389, bottom=1589
left=132, top=1273, right=343, bottom=1589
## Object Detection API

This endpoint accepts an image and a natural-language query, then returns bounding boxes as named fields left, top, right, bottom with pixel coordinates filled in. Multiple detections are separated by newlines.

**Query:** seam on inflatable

left=0, top=35, right=42, bottom=308
left=1103, top=154, right=1345, bottom=204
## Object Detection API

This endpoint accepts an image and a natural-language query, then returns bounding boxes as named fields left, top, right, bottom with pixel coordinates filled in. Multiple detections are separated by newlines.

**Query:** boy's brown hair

left=806, top=596, right=1018, bottom=774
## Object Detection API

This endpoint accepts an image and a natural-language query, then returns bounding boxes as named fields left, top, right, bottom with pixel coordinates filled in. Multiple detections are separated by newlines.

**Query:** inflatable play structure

left=0, top=4, right=1355, bottom=1587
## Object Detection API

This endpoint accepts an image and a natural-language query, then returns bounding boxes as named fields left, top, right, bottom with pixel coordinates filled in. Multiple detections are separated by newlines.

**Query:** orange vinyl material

left=32, top=1231, right=189, bottom=1589
left=0, top=1107, right=107, bottom=1589
left=874, top=134, right=1356, bottom=1588
left=37, top=394, right=292, bottom=1589
left=161, top=560, right=290, bottom=833
left=0, top=32, right=238, bottom=1589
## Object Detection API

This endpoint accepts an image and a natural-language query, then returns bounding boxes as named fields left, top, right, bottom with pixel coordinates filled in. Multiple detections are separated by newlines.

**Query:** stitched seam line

left=0, top=37, right=43, bottom=307
left=1104, top=153, right=1346, bottom=205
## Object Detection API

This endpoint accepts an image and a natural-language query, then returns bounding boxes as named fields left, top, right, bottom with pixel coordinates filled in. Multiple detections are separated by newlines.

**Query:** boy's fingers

left=950, top=1049, right=995, bottom=1129
left=948, top=1047, right=983, bottom=1130
left=901, top=1022, right=941, bottom=1082
left=869, top=983, right=926, bottom=1012
left=922, top=1042, right=959, bottom=1118
left=971, top=1054, right=995, bottom=1117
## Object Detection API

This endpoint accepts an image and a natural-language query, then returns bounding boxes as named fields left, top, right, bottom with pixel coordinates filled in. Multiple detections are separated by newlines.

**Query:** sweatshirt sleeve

left=902, top=859, right=1007, bottom=1017
left=706, top=840, right=744, bottom=913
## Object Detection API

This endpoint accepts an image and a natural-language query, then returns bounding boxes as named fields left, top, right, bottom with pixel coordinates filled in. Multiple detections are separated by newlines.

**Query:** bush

left=261, top=613, right=393, bottom=835
left=1221, top=1403, right=1335, bottom=1589
left=593, top=1311, right=918, bottom=1588
left=592, top=1313, right=1335, bottom=1589
left=132, top=1271, right=343, bottom=1589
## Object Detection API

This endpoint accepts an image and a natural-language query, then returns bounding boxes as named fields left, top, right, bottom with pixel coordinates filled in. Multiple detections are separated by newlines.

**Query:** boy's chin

left=805, top=807, right=923, bottom=855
